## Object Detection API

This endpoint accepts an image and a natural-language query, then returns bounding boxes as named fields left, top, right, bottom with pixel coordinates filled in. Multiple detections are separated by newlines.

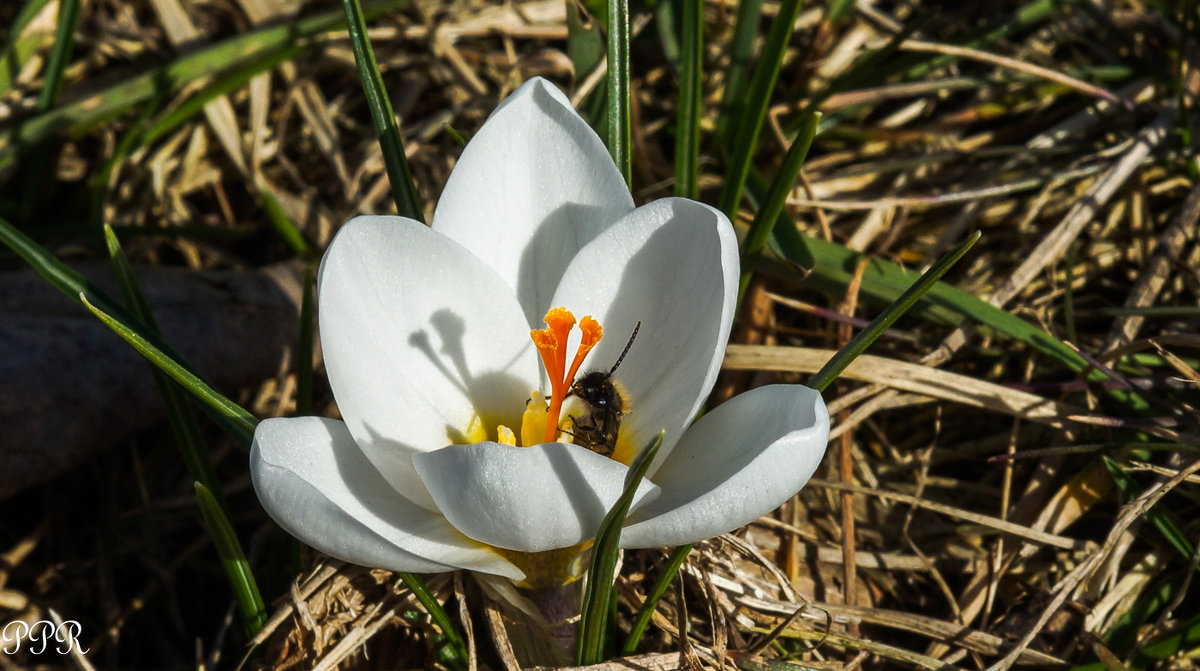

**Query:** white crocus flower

left=250, top=78, right=830, bottom=590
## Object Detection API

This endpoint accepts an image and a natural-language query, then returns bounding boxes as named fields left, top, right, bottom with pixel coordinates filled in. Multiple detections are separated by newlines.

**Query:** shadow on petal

left=413, top=442, right=659, bottom=553
left=516, top=201, right=616, bottom=328
left=251, top=417, right=522, bottom=579
left=552, top=200, right=738, bottom=470
left=406, top=307, right=532, bottom=430
left=619, top=386, right=829, bottom=549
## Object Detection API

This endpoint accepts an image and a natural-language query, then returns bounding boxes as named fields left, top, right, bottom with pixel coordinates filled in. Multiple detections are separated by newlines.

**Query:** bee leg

left=562, top=414, right=596, bottom=438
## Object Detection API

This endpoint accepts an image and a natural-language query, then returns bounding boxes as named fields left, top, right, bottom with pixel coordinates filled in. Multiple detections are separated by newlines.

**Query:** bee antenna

left=608, top=321, right=641, bottom=376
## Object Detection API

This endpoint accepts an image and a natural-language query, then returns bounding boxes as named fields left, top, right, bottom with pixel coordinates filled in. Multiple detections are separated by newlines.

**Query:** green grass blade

left=738, top=112, right=820, bottom=300
left=808, top=231, right=981, bottom=393
left=194, top=482, right=268, bottom=634
left=673, top=0, right=702, bottom=199
left=1098, top=574, right=1186, bottom=660
left=1065, top=242, right=1079, bottom=344
left=35, top=0, right=80, bottom=111
left=797, top=234, right=1103, bottom=379
left=259, top=186, right=311, bottom=255
left=1102, top=456, right=1195, bottom=559
left=567, top=0, right=605, bottom=82
left=89, top=95, right=162, bottom=227
left=607, top=0, right=631, bottom=186
left=443, top=123, right=468, bottom=148
left=0, top=0, right=54, bottom=95
left=103, top=225, right=228, bottom=511
left=826, top=0, right=855, bottom=22
left=725, top=13, right=927, bottom=269
left=567, top=0, right=608, bottom=134
left=654, top=0, right=680, bottom=72
left=581, top=0, right=607, bottom=29
left=714, top=0, right=763, bottom=150
left=716, top=0, right=804, bottom=217
left=0, top=0, right=52, bottom=95
left=341, top=0, right=423, bottom=221
left=815, top=239, right=1141, bottom=412
left=0, top=30, right=44, bottom=97
left=1081, top=598, right=1200, bottom=670
left=797, top=235, right=1144, bottom=410
left=0, top=215, right=258, bottom=446
left=18, top=0, right=81, bottom=225
left=802, top=10, right=931, bottom=118
left=138, top=44, right=303, bottom=148
left=621, top=542, right=692, bottom=654
left=78, top=292, right=258, bottom=446
left=743, top=168, right=814, bottom=271
left=1128, top=613, right=1200, bottom=667
left=4, top=0, right=54, bottom=58
left=0, top=216, right=148, bottom=318
left=397, top=572, right=469, bottom=671
left=36, top=223, right=251, bottom=243
left=1, top=0, right=408, bottom=171
left=577, top=431, right=665, bottom=665
left=732, top=12, right=926, bottom=269
left=905, top=0, right=1081, bottom=82
left=297, top=265, right=316, bottom=417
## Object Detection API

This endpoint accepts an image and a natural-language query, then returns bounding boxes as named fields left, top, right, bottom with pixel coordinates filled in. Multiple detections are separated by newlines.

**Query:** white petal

left=412, top=442, right=659, bottom=553
left=551, top=198, right=738, bottom=468
left=319, top=216, right=540, bottom=508
left=250, top=416, right=523, bottom=580
left=432, top=78, right=634, bottom=326
left=620, top=386, right=829, bottom=549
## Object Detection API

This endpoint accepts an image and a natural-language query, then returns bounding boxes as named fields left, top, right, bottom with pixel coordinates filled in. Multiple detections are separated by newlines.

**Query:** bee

left=567, top=322, right=641, bottom=457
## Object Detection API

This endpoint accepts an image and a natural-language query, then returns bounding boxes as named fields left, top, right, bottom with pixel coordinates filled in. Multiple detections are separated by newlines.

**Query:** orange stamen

left=564, top=316, right=603, bottom=389
left=531, top=307, right=575, bottom=387
left=531, top=308, right=604, bottom=443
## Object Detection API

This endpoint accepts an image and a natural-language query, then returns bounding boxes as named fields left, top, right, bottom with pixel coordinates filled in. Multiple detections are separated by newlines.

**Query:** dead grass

left=1, top=0, right=1198, bottom=669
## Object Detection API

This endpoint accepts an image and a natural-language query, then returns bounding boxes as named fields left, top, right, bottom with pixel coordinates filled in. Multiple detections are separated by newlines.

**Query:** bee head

left=571, top=371, right=615, bottom=407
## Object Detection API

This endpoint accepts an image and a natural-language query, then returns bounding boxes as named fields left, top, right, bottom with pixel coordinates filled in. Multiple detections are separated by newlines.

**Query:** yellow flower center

left=449, top=309, right=636, bottom=589
left=454, top=308, right=606, bottom=451
left=493, top=542, right=592, bottom=590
